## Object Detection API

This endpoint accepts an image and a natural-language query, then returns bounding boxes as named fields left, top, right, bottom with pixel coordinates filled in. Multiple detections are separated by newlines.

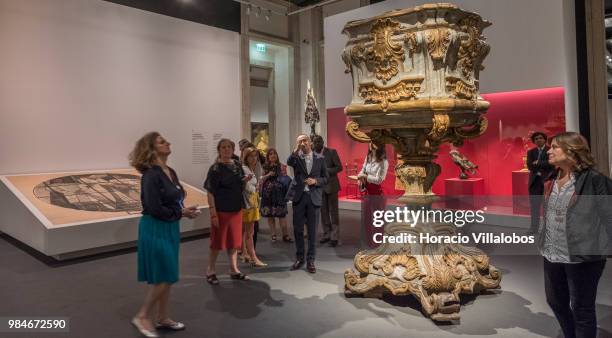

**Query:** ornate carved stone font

left=342, top=4, right=500, bottom=321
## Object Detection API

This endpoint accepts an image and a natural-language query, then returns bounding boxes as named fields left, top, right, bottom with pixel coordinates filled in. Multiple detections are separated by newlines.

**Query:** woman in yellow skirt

left=241, top=147, right=267, bottom=267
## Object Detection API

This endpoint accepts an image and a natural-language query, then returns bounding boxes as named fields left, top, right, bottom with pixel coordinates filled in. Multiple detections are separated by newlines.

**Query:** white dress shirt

left=360, top=158, right=389, bottom=185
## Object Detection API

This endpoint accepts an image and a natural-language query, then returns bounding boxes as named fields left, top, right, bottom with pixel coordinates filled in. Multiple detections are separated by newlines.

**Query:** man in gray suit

left=287, top=134, right=328, bottom=273
left=312, top=135, right=342, bottom=247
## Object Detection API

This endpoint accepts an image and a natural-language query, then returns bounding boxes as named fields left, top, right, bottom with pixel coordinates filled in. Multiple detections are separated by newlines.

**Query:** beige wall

left=0, top=0, right=241, bottom=187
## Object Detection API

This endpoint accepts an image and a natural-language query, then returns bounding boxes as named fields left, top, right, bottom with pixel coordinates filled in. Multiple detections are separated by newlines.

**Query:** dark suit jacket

left=320, top=147, right=342, bottom=194
left=538, top=168, right=612, bottom=262
left=287, top=151, right=329, bottom=207
left=527, top=146, right=554, bottom=193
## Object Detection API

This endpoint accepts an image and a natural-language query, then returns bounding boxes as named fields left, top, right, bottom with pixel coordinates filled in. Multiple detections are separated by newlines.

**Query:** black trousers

left=529, top=195, right=543, bottom=231
left=529, top=177, right=545, bottom=231
left=321, top=191, right=340, bottom=241
left=293, top=192, right=319, bottom=262
left=543, top=258, right=606, bottom=338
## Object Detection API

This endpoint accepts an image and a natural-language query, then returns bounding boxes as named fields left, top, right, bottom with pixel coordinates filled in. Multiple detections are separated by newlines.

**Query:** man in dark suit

left=287, top=134, right=328, bottom=273
left=527, top=131, right=554, bottom=233
left=312, top=135, right=343, bottom=247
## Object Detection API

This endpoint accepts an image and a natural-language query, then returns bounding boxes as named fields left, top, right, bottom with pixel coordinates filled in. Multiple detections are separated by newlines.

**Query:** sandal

left=271, top=235, right=277, bottom=242
left=251, top=260, right=268, bottom=268
left=282, top=235, right=293, bottom=243
left=230, top=272, right=250, bottom=280
left=206, top=274, right=219, bottom=285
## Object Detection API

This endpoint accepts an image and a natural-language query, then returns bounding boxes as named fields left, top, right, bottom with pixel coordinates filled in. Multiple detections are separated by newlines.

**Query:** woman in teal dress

left=129, top=131, right=200, bottom=338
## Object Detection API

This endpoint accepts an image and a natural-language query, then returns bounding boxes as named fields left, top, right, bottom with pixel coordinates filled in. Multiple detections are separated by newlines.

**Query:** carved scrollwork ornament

left=457, top=16, right=490, bottom=79
left=454, top=116, right=488, bottom=139
left=428, top=113, right=450, bottom=140
left=426, top=28, right=451, bottom=63
left=368, top=18, right=405, bottom=83
left=359, top=78, right=423, bottom=110
left=345, top=121, right=371, bottom=143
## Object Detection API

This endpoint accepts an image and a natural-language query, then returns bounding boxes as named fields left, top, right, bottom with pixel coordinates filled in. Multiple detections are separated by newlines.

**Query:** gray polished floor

left=1, top=210, right=611, bottom=338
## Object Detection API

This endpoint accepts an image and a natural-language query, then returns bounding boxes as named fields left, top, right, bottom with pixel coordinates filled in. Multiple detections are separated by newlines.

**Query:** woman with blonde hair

left=129, top=132, right=200, bottom=338
left=240, top=146, right=267, bottom=266
left=204, top=139, right=251, bottom=284
left=538, top=131, right=612, bottom=338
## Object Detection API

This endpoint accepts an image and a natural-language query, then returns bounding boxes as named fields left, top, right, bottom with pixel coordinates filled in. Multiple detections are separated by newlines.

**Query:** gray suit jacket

left=320, top=147, right=342, bottom=194
left=287, top=152, right=328, bottom=207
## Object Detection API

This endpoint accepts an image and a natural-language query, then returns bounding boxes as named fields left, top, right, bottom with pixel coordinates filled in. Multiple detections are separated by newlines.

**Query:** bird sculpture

left=449, top=149, right=478, bottom=179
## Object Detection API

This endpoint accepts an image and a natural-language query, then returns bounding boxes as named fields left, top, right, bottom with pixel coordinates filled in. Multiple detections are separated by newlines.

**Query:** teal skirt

left=137, top=215, right=180, bottom=284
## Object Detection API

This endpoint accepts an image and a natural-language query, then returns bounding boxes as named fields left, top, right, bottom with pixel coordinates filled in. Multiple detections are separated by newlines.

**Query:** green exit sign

left=256, top=43, right=266, bottom=53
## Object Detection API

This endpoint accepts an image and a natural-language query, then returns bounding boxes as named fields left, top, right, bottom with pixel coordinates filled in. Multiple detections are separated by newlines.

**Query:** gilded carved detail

left=368, top=18, right=405, bottom=83
left=345, top=220, right=502, bottom=321
left=446, top=76, right=477, bottom=100
left=342, top=18, right=407, bottom=82
left=428, top=113, right=450, bottom=140
left=345, top=121, right=371, bottom=143
left=359, top=78, right=423, bottom=110
left=454, top=116, right=488, bottom=139
left=395, top=163, right=427, bottom=195
left=457, top=16, right=490, bottom=79
left=426, top=28, right=451, bottom=62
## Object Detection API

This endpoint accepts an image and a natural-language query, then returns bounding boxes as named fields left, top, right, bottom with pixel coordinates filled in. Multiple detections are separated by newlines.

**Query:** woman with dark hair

left=358, top=142, right=388, bottom=193
left=259, top=148, right=292, bottom=242
left=240, top=146, right=267, bottom=266
left=129, top=132, right=200, bottom=338
left=538, top=131, right=612, bottom=338
left=204, top=138, right=250, bottom=284
left=358, top=142, right=389, bottom=248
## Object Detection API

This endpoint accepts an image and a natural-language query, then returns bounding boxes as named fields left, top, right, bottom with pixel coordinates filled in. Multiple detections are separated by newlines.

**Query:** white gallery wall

left=0, top=0, right=241, bottom=187
left=324, top=0, right=579, bottom=130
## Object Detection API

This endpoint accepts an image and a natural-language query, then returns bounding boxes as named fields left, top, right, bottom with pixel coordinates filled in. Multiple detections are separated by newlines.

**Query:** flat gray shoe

left=155, top=320, right=185, bottom=331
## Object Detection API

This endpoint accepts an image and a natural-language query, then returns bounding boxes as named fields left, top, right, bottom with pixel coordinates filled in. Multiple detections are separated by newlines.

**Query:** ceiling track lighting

left=232, top=0, right=286, bottom=17
left=233, top=0, right=344, bottom=18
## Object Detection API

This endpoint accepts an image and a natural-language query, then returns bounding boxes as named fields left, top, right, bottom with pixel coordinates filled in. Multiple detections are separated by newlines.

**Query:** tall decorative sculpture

left=342, top=4, right=501, bottom=321
left=304, top=80, right=320, bottom=138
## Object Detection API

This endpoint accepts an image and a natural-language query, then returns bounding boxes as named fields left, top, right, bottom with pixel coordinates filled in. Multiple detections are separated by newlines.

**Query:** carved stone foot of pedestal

left=344, top=222, right=501, bottom=321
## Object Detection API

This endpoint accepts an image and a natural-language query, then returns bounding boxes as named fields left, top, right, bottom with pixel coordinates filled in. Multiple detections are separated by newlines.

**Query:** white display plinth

left=0, top=169, right=210, bottom=260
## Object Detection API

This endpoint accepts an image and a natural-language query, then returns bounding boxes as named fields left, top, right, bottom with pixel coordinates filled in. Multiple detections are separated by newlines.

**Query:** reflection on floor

left=1, top=210, right=611, bottom=338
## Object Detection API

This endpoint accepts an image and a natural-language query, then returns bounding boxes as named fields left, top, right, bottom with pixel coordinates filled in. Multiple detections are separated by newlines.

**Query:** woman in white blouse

left=241, top=147, right=267, bottom=267
left=358, top=142, right=388, bottom=247
left=358, top=142, right=389, bottom=194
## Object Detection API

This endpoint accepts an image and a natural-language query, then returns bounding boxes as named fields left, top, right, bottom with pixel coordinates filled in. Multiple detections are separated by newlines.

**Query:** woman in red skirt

left=358, top=142, right=389, bottom=248
left=203, top=139, right=251, bottom=284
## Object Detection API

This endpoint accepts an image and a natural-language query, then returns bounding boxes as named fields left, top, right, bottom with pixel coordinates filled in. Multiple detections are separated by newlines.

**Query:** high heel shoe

left=251, top=260, right=268, bottom=267
left=240, top=254, right=252, bottom=263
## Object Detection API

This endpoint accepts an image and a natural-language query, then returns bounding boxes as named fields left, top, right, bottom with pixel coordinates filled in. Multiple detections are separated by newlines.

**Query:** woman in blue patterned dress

left=259, top=148, right=292, bottom=242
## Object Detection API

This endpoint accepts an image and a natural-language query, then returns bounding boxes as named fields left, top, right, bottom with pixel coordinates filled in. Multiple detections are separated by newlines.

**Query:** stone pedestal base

left=344, top=221, right=501, bottom=321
